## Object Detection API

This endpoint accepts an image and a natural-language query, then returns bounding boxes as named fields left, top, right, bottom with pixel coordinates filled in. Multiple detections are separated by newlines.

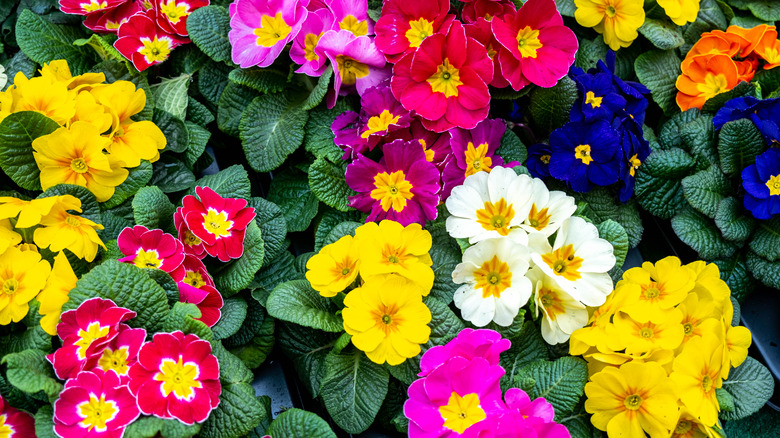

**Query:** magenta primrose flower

left=58, top=0, right=126, bottom=15
left=114, top=10, right=188, bottom=72
left=181, top=254, right=215, bottom=289
left=94, top=325, right=147, bottom=385
left=329, top=0, right=373, bottom=37
left=317, top=29, right=388, bottom=107
left=175, top=207, right=207, bottom=259
left=53, top=369, right=140, bottom=438
left=117, top=225, right=186, bottom=282
left=0, top=396, right=35, bottom=438
left=177, top=282, right=224, bottom=327
left=419, top=328, right=511, bottom=377
left=84, top=1, right=142, bottom=34
left=289, top=8, right=336, bottom=76
left=495, top=389, right=571, bottom=438
left=229, top=0, right=308, bottom=68
left=156, top=0, right=210, bottom=37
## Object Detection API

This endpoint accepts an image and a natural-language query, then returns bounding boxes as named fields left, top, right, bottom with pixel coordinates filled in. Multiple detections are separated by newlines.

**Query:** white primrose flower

left=527, top=266, right=588, bottom=345
left=452, top=238, right=532, bottom=327
left=517, top=178, right=577, bottom=237
left=528, top=216, right=616, bottom=307
left=445, top=166, right=533, bottom=245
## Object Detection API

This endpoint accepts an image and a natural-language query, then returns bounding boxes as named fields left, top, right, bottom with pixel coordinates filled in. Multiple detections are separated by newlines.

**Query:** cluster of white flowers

left=445, top=166, right=616, bottom=344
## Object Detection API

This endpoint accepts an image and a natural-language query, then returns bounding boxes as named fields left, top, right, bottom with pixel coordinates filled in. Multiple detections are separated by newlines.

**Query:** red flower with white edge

left=177, top=282, right=223, bottom=327
left=462, top=0, right=516, bottom=24
left=156, top=0, right=210, bottom=37
left=84, top=0, right=142, bottom=34
left=47, top=298, right=136, bottom=380
left=53, top=369, right=140, bottom=438
left=182, top=186, right=257, bottom=262
left=374, top=0, right=455, bottom=63
left=0, top=396, right=35, bottom=438
left=114, top=10, right=188, bottom=71
left=117, top=225, right=186, bottom=282
left=59, top=0, right=127, bottom=16
left=128, top=331, right=221, bottom=424
left=181, top=254, right=215, bottom=289
left=93, top=326, right=146, bottom=385
left=175, top=207, right=206, bottom=259
left=465, top=18, right=508, bottom=88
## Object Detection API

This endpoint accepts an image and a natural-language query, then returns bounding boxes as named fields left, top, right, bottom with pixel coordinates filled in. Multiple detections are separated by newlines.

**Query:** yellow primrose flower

left=72, top=90, right=113, bottom=134
left=0, top=195, right=81, bottom=229
left=527, top=266, right=588, bottom=345
left=342, top=275, right=431, bottom=365
left=32, top=121, right=129, bottom=202
left=0, top=88, right=13, bottom=124
left=354, top=220, right=434, bottom=293
left=584, top=361, right=678, bottom=437
left=619, top=256, right=695, bottom=323
left=724, top=323, right=751, bottom=372
left=34, top=201, right=105, bottom=262
left=39, top=59, right=106, bottom=92
left=574, top=0, right=645, bottom=51
left=569, top=287, right=627, bottom=356
left=670, top=334, right=724, bottom=427
left=657, top=0, right=700, bottom=26
left=305, top=235, right=361, bottom=297
left=36, top=251, right=77, bottom=335
left=0, top=219, right=22, bottom=256
left=10, top=73, right=76, bottom=125
left=0, top=246, right=52, bottom=325
left=687, top=261, right=730, bottom=316
left=670, top=407, right=722, bottom=438
left=613, top=308, right=685, bottom=355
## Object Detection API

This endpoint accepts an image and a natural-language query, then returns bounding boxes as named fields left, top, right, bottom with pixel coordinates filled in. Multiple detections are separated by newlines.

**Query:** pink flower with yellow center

left=114, top=10, right=188, bottom=71
left=117, top=225, right=186, bottom=282
left=94, top=325, right=146, bottom=385
left=58, top=0, right=127, bottom=15
left=465, top=18, right=510, bottom=88
left=329, top=0, right=374, bottom=37
left=156, top=0, right=210, bottom=37
left=391, top=20, right=493, bottom=132
left=374, top=0, right=455, bottom=63
left=181, top=186, right=257, bottom=262
left=128, top=331, right=221, bottom=424
left=0, top=396, right=35, bottom=438
left=492, top=0, right=578, bottom=90
left=181, top=254, right=215, bottom=289
left=177, top=282, right=223, bottom=327
left=53, top=369, right=140, bottom=438
left=462, top=0, right=516, bottom=24
left=84, top=0, right=142, bottom=34
left=47, top=298, right=137, bottom=380
left=229, top=0, right=308, bottom=68
left=175, top=207, right=206, bottom=259
left=418, top=328, right=510, bottom=377
left=289, top=8, right=336, bottom=76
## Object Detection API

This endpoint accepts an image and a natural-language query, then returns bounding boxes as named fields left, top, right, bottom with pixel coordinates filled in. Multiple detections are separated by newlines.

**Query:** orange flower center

left=476, top=199, right=515, bottom=236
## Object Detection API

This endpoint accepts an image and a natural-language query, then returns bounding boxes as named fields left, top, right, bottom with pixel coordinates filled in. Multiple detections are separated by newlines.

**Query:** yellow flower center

left=255, top=12, right=291, bottom=47
left=701, top=375, right=713, bottom=393
left=766, top=174, right=780, bottom=196
left=623, top=394, right=643, bottom=411
left=697, top=73, right=729, bottom=99
left=336, top=55, right=370, bottom=86
left=464, top=142, right=493, bottom=177
left=675, top=420, right=693, bottom=434
left=381, top=314, right=392, bottom=324
left=202, top=209, right=233, bottom=238
left=370, top=170, right=414, bottom=213
left=370, top=300, right=403, bottom=335
left=439, top=392, right=486, bottom=434
left=83, top=0, right=108, bottom=13
left=0, top=415, right=12, bottom=437
left=540, top=154, right=551, bottom=164
left=516, top=26, right=543, bottom=58
left=304, top=32, right=322, bottom=61
left=339, top=15, right=368, bottom=37
left=183, top=271, right=206, bottom=288
left=155, top=356, right=202, bottom=400
left=629, top=154, right=642, bottom=177
left=381, top=243, right=410, bottom=268
left=605, top=5, right=617, bottom=17
left=473, top=255, right=512, bottom=298
left=75, top=322, right=110, bottom=359
left=527, top=204, right=551, bottom=231
left=98, top=347, right=129, bottom=376
left=476, top=199, right=515, bottom=236
left=575, top=144, right=593, bottom=165
left=183, top=230, right=202, bottom=247
left=427, top=59, right=462, bottom=98
left=641, top=282, right=662, bottom=301
left=65, top=216, right=82, bottom=228
left=70, top=158, right=89, bottom=174
left=585, top=91, right=603, bottom=108
left=406, top=17, right=434, bottom=48
left=133, top=248, right=162, bottom=269
left=77, top=394, right=117, bottom=432
left=683, top=322, right=693, bottom=336
left=362, top=110, right=401, bottom=138
left=139, top=37, right=172, bottom=63
left=541, top=244, right=584, bottom=281
left=538, top=288, right=566, bottom=321
left=639, top=327, right=654, bottom=338
left=486, top=43, right=497, bottom=59
left=330, top=255, right=358, bottom=281
left=2, top=279, right=19, bottom=295
left=160, top=0, right=189, bottom=24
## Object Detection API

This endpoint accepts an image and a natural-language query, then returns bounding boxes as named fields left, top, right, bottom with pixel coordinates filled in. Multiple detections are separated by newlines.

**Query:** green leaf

left=104, top=160, right=154, bottom=209
left=267, top=280, right=343, bottom=332
left=149, top=158, right=196, bottom=193
left=574, top=36, right=608, bottom=73
left=214, top=221, right=265, bottom=296
left=555, top=0, right=576, bottom=16
left=3, top=52, right=36, bottom=92
left=700, top=0, right=729, bottom=29
left=64, top=260, right=171, bottom=333
left=200, top=383, right=265, bottom=438
left=239, top=93, right=309, bottom=172
left=635, top=148, right=694, bottom=219
left=186, top=97, right=215, bottom=127
left=658, top=109, right=701, bottom=150
left=15, top=10, right=94, bottom=74
left=2, top=349, right=62, bottom=402
left=153, top=110, right=189, bottom=153
left=671, top=207, right=737, bottom=260
left=577, top=188, right=644, bottom=248
left=745, top=0, right=780, bottom=21
left=266, top=408, right=337, bottom=438
left=73, top=33, right=128, bottom=66
left=529, top=76, right=578, bottom=134
left=714, top=197, right=756, bottom=242
left=746, top=250, right=780, bottom=289
left=749, top=217, right=780, bottom=261
left=513, top=357, right=589, bottom=417
left=638, top=18, right=685, bottom=50
left=679, top=114, right=718, bottom=167
left=500, top=321, right=549, bottom=390
left=277, top=322, right=340, bottom=397
left=184, top=121, right=211, bottom=168
left=681, top=166, right=731, bottom=218
left=496, top=127, right=527, bottom=165
left=721, top=356, right=775, bottom=420
left=212, top=340, right=253, bottom=383
left=217, top=82, right=260, bottom=136
left=267, top=168, right=319, bottom=232
left=224, top=296, right=267, bottom=347
left=314, top=208, right=362, bottom=250
left=718, top=119, right=766, bottom=175
left=426, top=224, right=462, bottom=305
left=186, top=5, right=233, bottom=63
left=305, top=101, right=352, bottom=163
left=152, top=74, right=191, bottom=121
left=299, top=66, right=333, bottom=111
left=309, top=158, right=355, bottom=212
left=228, top=314, right=274, bottom=369
left=0, top=301, right=51, bottom=356
left=320, top=350, right=390, bottom=434
left=212, top=297, right=248, bottom=340
left=250, top=250, right=301, bottom=297
left=714, top=254, right=756, bottom=303
left=634, top=50, right=682, bottom=116
left=132, top=186, right=176, bottom=232
left=124, top=416, right=201, bottom=438
left=35, top=406, right=57, bottom=438
left=702, top=81, right=757, bottom=113
left=0, top=111, right=60, bottom=191
left=426, top=296, right=466, bottom=346
left=191, top=164, right=252, bottom=200
left=596, top=219, right=629, bottom=269
left=249, top=197, right=288, bottom=263
left=228, top=68, right=289, bottom=93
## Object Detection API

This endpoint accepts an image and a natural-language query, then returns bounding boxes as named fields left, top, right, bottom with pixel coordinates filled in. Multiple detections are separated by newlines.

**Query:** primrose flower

left=58, top=0, right=127, bottom=15
left=517, top=177, right=576, bottom=237
left=742, top=148, right=780, bottom=219
left=317, top=30, right=388, bottom=107
left=0, top=396, right=35, bottom=438
left=306, top=235, right=361, bottom=297
left=346, top=140, right=440, bottom=226
left=357, top=85, right=413, bottom=149
left=391, top=20, right=493, bottom=132
left=570, top=72, right=627, bottom=122
left=657, top=0, right=700, bottom=26
left=446, top=166, right=534, bottom=244
left=177, top=282, right=223, bottom=327
left=36, top=252, right=78, bottom=336
left=54, top=369, right=140, bottom=438
left=128, top=331, right=221, bottom=424
left=441, top=118, right=509, bottom=199
left=117, top=225, right=186, bottom=282
left=114, top=10, right=188, bottom=71
left=492, top=0, right=577, bottom=90
left=329, top=0, right=373, bottom=37
left=289, top=8, right=336, bottom=76
left=418, top=328, right=511, bottom=377
left=670, top=408, right=722, bottom=438
left=452, top=238, right=533, bottom=327
left=374, top=0, right=455, bottom=63
left=343, top=275, right=431, bottom=365
left=181, top=254, right=215, bottom=289
left=618, top=256, right=696, bottom=323
left=156, top=0, right=209, bottom=37
left=497, top=388, right=570, bottom=438
left=574, top=0, right=645, bottom=51
left=0, top=246, right=51, bottom=325
left=613, top=309, right=685, bottom=355
left=528, top=216, right=616, bottom=307
left=527, top=266, right=588, bottom=345
left=0, top=220, right=20, bottom=256
left=670, top=334, right=724, bottom=427
left=0, top=195, right=69, bottom=229
left=181, top=186, right=257, bottom=262
left=84, top=0, right=142, bottom=33
left=676, top=53, right=740, bottom=111
left=616, top=119, right=652, bottom=202
left=548, top=119, right=621, bottom=193
left=10, top=74, right=76, bottom=125
left=462, top=0, right=516, bottom=24
left=526, top=143, right=553, bottom=179
left=712, top=96, right=780, bottom=144
left=175, top=207, right=206, bottom=259
left=33, top=197, right=106, bottom=262
left=94, top=325, right=146, bottom=384
left=229, top=0, right=307, bottom=68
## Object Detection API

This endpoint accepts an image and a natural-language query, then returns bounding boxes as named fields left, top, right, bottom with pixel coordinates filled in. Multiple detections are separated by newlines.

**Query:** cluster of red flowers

left=58, top=0, right=209, bottom=71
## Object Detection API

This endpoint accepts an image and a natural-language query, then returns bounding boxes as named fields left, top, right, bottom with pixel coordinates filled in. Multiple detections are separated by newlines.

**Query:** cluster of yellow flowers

left=305, top=220, right=434, bottom=366
left=0, top=195, right=105, bottom=334
left=0, top=60, right=166, bottom=202
left=569, top=256, right=752, bottom=437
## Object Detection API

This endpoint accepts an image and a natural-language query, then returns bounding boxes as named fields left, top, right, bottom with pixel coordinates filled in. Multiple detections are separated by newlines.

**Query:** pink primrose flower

left=175, top=207, right=207, bottom=259
left=114, top=10, right=189, bottom=71
left=229, top=0, right=308, bottom=68
left=418, top=328, right=511, bottom=377
left=84, top=1, right=142, bottom=33
left=93, top=325, right=147, bottom=385
left=117, top=225, right=186, bottom=282
left=177, top=282, right=223, bottom=327
left=374, top=0, right=454, bottom=63
left=155, top=0, right=210, bottom=37
left=289, top=8, right=337, bottom=76
left=0, top=396, right=35, bottom=438
left=461, top=0, right=515, bottom=24
left=59, top=0, right=127, bottom=16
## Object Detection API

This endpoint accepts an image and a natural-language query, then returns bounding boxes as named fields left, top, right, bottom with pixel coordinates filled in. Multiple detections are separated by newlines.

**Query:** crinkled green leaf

left=149, top=158, right=196, bottom=193
left=309, top=157, right=355, bottom=212
left=249, top=197, right=287, bottom=263
left=39, top=184, right=101, bottom=224
left=702, top=81, right=757, bottom=113
left=212, top=340, right=253, bottom=384
left=496, top=127, right=527, bottom=165
left=267, top=168, right=319, bottom=232
left=299, top=66, right=333, bottom=111
left=267, top=280, right=343, bottom=332
left=658, top=109, right=701, bottom=150
left=513, top=357, right=588, bottom=417
left=184, top=121, right=211, bottom=168
left=191, top=164, right=251, bottom=200
left=100, top=209, right=132, bottom=242
left=305, top=100, right=352, bottom=163
left=186, top=97, right=215, bottom=126
left=124, top=416, right=201, bottom=438
left=3, top=51, right=36, bottom=92
left=153, top=109, right=189, bottom=153
left=749, top=217, right=780, bottom=261
left=277, top=322, right=340, bottom=397
left=596, top=219, right=629, bottom=270
left=103, top=160, right=153, bottom=209
left=699, top=0, right=729, bottom=29
left=754, top=67, right=780, bottom=98
left=266, top=408, right=337, bottom=438
left=15, top=10, right=94, bottom=74
left=718, top=119, right=766, bottom=175
left=426, top=296, right=466, bottom=346
left=0, top=301, right=52, bottom=356
left=500, top=321, right=549, bottom=390
left=249, top=250, right=300, bottom=297
left=73, top=33, right=128, bottom=66
left=228, top=314, right=274, bottom=369
left=671, top=206, right=737, bottom=260
left=714, top=254, right=756, bottom=303
left=426, top=225, right=461, bottom=305
left=681, top=166, right=731, bottom=218
left=2, top=349, right=62, bottom=402
left=0, top=111, right=60, bottom=191
left=639, top=18, right=684, bottom=50
left=239, top=93, right=309, bottom=172
left=212, top=297, right=248, bottom=340
left=0, top=373, right=40, bottom=414
left=186, top=5, right=232, bottom=63
left=152, top=74, right=191, bottom=121
left=132, top=186, right=176, bottom=232
left=679, top=114, right=717, bottom=167
left=635, top=148, right=694, bottom=219
left=747, top=249, right=780, bottom=288
left=199, top=382, right=265, bottom=438
left=634, top=50, right=682, bottom=116
left=217, top=82, right=259, bottom=137
left=574, top=36, right=607, bottom=73
left=555, top=0, right=576, bottom=16
left=200, top=61, right=233, bottom=106
left=314, top=208, right=363, bottom=251
left=714, top=197, right=756, bottom=242
left=145, top=269, right=180, bottom=306
left=529, top=76, right=578, bottom=134
left=224, top=296, right=266, bottom=347
left=720, top=356, right=775, bottom=420
left=578, top=188, right=644, bottom=248
left=744, top=0, right=780, bottom=21
left=34, top=406, right=57, bottom=438
left=215, top=221, right=265, bottom=296
left=228, top=68, right=289, bottom=93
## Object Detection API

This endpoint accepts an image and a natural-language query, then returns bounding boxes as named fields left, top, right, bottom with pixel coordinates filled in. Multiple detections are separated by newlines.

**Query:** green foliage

left=217, top=82, right=259, bottom=136
left=187, top=6, right=233, bottom=63
left=267, top=167, right=320, bottom=232
left=276, top=322, right=341, bottom=397
left=714, top=254, right=756, bottom=303
left=15, top=10, right=94, bottom=74
left=132, top=186, right=176, bottom=232
left=746, top=250, right=780, bottom=289
left=239, top=93, right=309, bottom=172
left=267, top=280, right=344, bottom=332
left=72, top=34, right=128, bottom=68
left=305, top=101, right=352, bottom=163
left=2, top=349, right=62, bottom=403
left=153, top=74, right=191, bottom=121
left=124, top=417, right=201, bottom=438
left=214, top=221, right=265, bottom=295
left=500, top=321, right=549, bottom=390
left=212, top=297, right=248, bottom=340
left=671, top=207, right=737, bottom=260
left=229, top=314, right=275, bottom=369
left=596, top=219, right=629, bottom=269
left=309, top=158, right=355, bottom=212
left=39, top=184, right=101, bottom=224
left=105, top=160, right=154, bottom=209
left=299, top=66, right=333, bottom=111
left=426, top=225, right=462, bottom=305
left=266, top=408, right=337, bottom=438
left=228, top=68, right=289, bottom=94
left=635, top=148, right=695, bottom=219
left=702, top=82, right=757, bottom=112
left=529, top=76, right=578, bottom=134
left=149, top=158, right=196, bottom=193
left=154, top=110, right=189, bottom=153
left=681, top=166, right=730, bottom=218
left=749, top=217, right=780, bottom=261
left=513, top=357, right=589, bottom=419
left=0, top=301, right=51, bottom=356
left=638, top=18, right=684, bottom=50
left=578, top=188, right=644, bottom=248
left=191, top=164, right=252, bottom=200
left=718, top=119, right=766, bottom=175
left=249, top=197, right=288, bottom=263
left=634, top=50, right=682, bottom=116
left=496, top=128, right=527, bottom=165
left=0, top=111, right=60, bottom=191
left=164, top=302, right=213, bottom=341
left=34, top=406, right=57, bottom=438
left=714, top=197, right=756, bottom=242
left=720, top=356, right=775, bottom=421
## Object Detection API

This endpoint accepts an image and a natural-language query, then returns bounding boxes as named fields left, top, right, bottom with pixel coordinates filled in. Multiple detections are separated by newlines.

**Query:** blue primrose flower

left=614, top=119, right=652, bottom=202
left=742, top=147, right=780, bottom=220
left=713, top=96, right=780, bottom=145
left=527, top=143, right=553, bottom=178
left=570, top=73, right=627, bottom=122
left=548, top=120, right=621, bottom=193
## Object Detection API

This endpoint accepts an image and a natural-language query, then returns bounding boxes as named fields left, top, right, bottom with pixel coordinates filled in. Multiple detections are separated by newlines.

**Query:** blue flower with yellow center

left=571, top=72, right=626, bottom=122
left=742, top=147, right=780, bottom=219
left=527, top=143, right=553, bottom=178
left=548, top=120, right=620, bottom=192
left=615, top=119, right=651, bottom=202
left=714, top=96, right=780, bottom=145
